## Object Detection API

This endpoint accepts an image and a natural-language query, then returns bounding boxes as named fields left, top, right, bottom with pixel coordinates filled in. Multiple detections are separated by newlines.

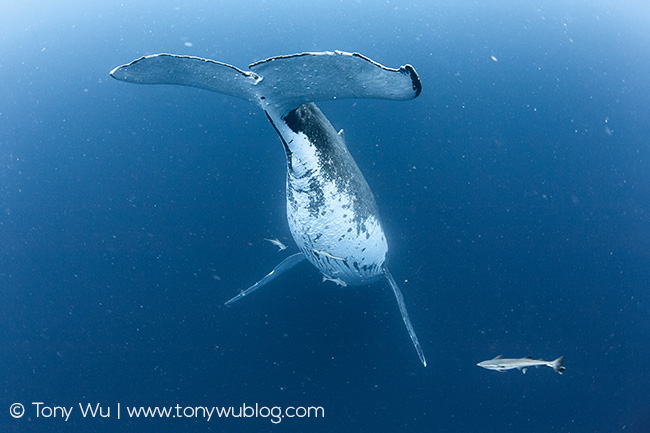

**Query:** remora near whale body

left=110, top=50, right=427, bottom=366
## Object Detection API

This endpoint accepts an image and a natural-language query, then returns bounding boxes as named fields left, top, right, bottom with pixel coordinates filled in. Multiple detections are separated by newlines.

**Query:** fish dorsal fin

left=524, top=356, right=534, bottom=359
left=493, top=355, right=504, bottom=360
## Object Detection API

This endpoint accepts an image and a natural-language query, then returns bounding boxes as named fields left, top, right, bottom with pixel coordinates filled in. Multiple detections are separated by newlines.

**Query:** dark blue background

left=2, top=0, right=649, bottom=431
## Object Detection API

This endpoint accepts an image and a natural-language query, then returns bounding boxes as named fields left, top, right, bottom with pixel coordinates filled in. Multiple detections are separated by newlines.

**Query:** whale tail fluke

left=110, top=51, right=421, bottom=115
left=109, top=54, right=261, bottom=102
left=248, top=51, right=421, bottom=113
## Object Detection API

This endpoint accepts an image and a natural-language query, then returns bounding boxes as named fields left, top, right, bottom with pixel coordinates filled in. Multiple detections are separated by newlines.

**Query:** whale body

left=110, top=51, right=427, bottom=366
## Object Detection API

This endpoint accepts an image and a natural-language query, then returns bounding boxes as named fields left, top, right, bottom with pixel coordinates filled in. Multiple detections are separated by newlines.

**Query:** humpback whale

left=110, top=51, right=427, bottom=366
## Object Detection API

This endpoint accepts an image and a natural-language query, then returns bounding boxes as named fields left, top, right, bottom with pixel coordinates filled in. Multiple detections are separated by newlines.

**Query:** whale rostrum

left=110, top=51, right=427, bottom=367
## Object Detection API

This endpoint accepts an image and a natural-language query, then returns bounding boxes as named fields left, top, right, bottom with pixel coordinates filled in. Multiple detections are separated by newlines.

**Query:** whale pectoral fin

left=384, top=268, right=427, bottom=367
left=225, top=253, right=306, bottom=305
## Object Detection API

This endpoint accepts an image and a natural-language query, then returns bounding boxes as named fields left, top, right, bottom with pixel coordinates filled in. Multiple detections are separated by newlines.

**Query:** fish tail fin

left=551, top=356, right=566, bottom=374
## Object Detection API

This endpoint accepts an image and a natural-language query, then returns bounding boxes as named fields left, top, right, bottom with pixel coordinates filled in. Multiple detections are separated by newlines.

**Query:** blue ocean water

left=1, top=0, right=650, bottom=431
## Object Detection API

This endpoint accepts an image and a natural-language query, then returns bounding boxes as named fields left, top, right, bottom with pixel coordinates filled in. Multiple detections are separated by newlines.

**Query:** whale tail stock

left=109, top=50, right=421, bottom=115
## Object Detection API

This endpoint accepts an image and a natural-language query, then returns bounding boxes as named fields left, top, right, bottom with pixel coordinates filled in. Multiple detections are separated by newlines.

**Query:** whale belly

left=269, top=103, right=388, bottom=285
left=287, top=169, right=387, bottom=285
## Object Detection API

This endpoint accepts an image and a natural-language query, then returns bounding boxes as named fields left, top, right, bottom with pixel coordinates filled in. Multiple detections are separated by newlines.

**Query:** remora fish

left=264, top=238, right=288, bottom=251
left=477, top=355, right=566, bottom=374
left=322, top=275, right=348, bottom=287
